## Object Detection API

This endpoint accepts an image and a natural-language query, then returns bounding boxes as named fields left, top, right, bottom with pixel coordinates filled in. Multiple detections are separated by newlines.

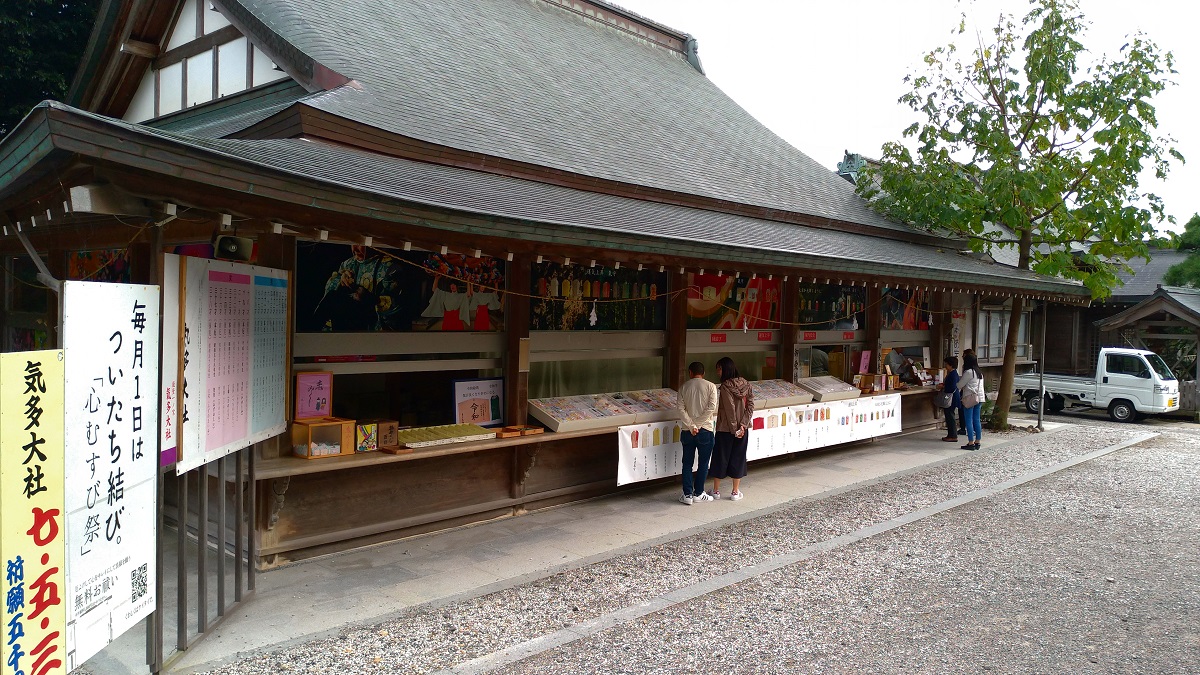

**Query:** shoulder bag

left=935, top=390, right=955, bottom=408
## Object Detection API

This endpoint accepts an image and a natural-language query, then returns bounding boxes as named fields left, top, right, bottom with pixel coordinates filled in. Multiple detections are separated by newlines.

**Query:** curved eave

left=0, top=104, right=1090, bottom=304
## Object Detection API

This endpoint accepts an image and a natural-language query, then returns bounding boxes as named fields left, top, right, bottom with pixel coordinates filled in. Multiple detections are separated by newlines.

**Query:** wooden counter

left=256, top=427, right=621, bottom=567
left=255, top=391, right=944, bottom=567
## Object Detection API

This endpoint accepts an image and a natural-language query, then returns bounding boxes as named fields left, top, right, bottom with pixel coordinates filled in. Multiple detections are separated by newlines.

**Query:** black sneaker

left=961, top=443, right=975, bottom=450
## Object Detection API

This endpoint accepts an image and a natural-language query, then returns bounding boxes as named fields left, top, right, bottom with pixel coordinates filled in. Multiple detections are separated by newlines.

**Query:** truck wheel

left=1024, top=394, right=1042, bottom=414
left=1108, top=399, right=1136, bottom=422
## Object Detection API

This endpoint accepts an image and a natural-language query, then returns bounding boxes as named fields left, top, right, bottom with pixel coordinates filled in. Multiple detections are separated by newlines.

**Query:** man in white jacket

left=677, top=362, right=719, bottom=505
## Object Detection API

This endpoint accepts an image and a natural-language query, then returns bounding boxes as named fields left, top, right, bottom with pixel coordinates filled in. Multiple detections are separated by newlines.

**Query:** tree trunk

left=993, top=227, right=1035, bottom=430
left=991, top=296, right=1024, bottom=429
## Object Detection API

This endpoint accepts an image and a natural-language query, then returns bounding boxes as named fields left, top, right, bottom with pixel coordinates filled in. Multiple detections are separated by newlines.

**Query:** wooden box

left=292, top=417, right=355, bottom=459
left=496, top=425, right=544, bottom=438
left=360, top=419, right=399, bottom=448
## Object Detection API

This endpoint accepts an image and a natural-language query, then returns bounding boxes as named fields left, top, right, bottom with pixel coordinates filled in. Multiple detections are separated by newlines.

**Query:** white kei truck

left=1013, top=347, right=1179, bottom=422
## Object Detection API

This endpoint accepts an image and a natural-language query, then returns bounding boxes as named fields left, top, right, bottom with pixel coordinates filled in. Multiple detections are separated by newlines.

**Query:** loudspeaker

left=214, top=235, right=253, bottom=262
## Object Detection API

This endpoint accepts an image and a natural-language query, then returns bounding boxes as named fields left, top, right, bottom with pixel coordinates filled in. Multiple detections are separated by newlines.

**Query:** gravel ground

left=499, top=419, right=1200, bottom=674
left=192, top=415, right=1199, bottom=674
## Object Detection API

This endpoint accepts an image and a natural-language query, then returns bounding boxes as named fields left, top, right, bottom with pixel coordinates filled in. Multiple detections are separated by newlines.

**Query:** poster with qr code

left=62, top=282, right=159, bottom=669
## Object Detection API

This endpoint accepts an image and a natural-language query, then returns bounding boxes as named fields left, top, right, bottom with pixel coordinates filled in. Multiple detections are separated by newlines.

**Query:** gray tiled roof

left=1112, top=248, right=1189, bottom=300
left=113, top=112, right=1081, bottom=291
left=223, top=0, right=917, bottom=236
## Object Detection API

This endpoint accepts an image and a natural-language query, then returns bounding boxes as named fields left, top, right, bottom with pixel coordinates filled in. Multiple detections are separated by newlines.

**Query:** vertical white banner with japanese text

left=1, top=350, right=67, bottom=675
left=176, top=258, right=289, bottom=474
left=62, top=282, right=159, bottom=670
left=161, top=254, right=180, bottom=467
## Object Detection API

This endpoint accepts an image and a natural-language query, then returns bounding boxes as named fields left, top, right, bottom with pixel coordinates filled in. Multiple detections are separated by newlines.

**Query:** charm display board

left=529, top=388, right=678, bottom=432
left=617, top=394, right=901, bottom=485
left=750, top=379, right=814, bottom=408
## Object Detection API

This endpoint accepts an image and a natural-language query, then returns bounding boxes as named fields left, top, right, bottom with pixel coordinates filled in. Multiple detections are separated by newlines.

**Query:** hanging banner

left=617, top=420, right=686, bottom=486
left=1, top=350, right=67, bottom=675
left=617, top=394, right=903, bottom=485
left=295, top=243, right=505, bottom=332
left=686, top=273, right=781, bottom=330
left=881, top=287, right=930, bottom=330
left=176, top=257, right=289, bottom=474
left=62, top=282, right=160, bottom=669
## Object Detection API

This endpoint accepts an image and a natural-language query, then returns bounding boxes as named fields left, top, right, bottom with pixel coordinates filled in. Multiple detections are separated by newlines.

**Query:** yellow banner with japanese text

left=1, top=350, right=66, bottom=675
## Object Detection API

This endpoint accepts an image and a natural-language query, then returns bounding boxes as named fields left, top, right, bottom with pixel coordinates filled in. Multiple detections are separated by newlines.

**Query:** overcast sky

left=618, top=0, right=1199, bottom=233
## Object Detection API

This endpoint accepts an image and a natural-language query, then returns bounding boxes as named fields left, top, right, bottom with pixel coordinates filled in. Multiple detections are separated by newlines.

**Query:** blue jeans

left=964, top=403, right=983, bottom=442
left=681, top=428, right=714, bottom=496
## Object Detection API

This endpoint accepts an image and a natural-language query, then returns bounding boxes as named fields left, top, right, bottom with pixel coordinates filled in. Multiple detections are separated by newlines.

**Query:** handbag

left=961, top=386, right=980, bottom=408
left=935, top=390, right=954, bottom=408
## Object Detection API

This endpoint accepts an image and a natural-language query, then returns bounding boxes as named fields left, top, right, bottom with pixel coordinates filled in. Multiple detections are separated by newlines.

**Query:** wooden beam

left=120, top=39, right=160, bottom=59
left=504, top=254, right=531, bottom=427
left=865, top=285, right=882, bottom=374
left=153, top=24, right=240, bottom=70
left=664, top=270, right=688, bottom=389
left=779, top=276, right=798, bottom=382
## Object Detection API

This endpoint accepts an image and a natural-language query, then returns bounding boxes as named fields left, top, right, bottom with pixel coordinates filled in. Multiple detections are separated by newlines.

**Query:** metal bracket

left=267, top=476, right=291, bottom=530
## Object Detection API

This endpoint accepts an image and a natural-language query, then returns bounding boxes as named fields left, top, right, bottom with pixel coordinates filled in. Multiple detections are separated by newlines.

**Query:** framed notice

left=174, top=256, right=290, bottom=474
left=295, top=371, right=334, bottom=419
left=453, top=377, right=504, bottom=427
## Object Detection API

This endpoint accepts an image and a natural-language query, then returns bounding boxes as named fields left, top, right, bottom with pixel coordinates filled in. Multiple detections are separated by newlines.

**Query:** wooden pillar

left=505, top=254, right=531, bottom=426
left=931, top=290, right=948, bottom=368
left=130, top=229, right=158, bottom=285
left=865, top=285, right=882, bottom=374
left=664, top=269, right=688, bottom=390
left=256, top=232, right=297, bottom=271
left=779, top=276, right=798, bottom=382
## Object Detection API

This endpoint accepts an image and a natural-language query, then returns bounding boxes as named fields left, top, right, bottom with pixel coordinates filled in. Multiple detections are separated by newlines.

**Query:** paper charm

left=743, top=318, right=748, bottom=334
left=589, top=300, right=598, bottom=326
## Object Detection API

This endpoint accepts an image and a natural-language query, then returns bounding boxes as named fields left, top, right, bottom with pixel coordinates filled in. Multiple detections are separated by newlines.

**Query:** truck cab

left=1096, top=349, right=1179, bottom=418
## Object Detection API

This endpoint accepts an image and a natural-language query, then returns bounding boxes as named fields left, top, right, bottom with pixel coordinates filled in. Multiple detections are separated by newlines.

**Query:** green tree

left=0, top=0, right=101, bottom=139
left=1163, top=214, right=1200, bottom=287
left=859, top=0, right=1181, bottom=429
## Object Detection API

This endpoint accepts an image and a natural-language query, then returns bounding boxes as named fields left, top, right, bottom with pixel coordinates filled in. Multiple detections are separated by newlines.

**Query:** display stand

left=796, top=375, right=863, bottom=401
left=528, top=388, right=678, bottom=432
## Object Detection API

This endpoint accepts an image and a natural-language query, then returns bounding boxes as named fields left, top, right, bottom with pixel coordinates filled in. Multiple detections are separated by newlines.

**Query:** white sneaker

left=708, top=490, right=720, bottom=500
left=692, top=492, right=714, bottom=502
left=729, top=490, right=744, bottom=501
left=679, top=493, right=693, bottom=505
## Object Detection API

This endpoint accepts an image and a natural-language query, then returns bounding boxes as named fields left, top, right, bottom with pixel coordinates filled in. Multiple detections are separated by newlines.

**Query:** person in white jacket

left=957, top=352, right=986, bottom=450
left=676, top=362, right=719, bottom=504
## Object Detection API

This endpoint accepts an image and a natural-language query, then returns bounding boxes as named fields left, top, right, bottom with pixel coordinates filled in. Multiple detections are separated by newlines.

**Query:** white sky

left=617, top=0, right=1200, bottom=233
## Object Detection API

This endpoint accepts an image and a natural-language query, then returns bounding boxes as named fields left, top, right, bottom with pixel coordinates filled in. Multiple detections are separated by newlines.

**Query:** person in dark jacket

left=938, top=356, right=961, bottom=442
left=710, top=356, right=754, bottom=501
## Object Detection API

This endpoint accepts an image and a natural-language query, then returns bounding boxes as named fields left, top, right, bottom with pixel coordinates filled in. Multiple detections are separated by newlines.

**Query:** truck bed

left=1012, top=372, right=1096, bottom=394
